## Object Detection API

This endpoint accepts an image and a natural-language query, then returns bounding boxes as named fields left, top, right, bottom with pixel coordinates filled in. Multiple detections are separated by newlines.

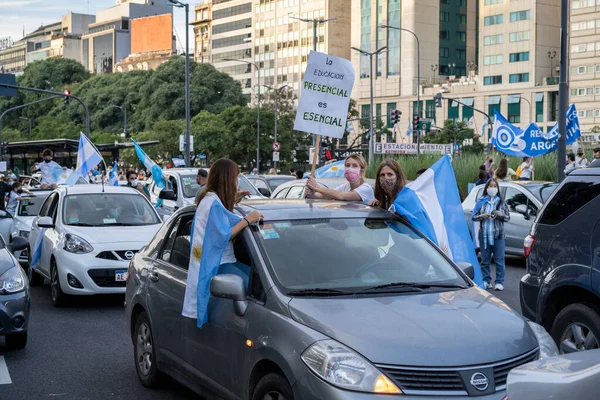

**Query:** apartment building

left=351, top=0, right=562, bottom=147
left=192, top=2, right=212, bottom=63
left=569, top=0, right=600, bottom=134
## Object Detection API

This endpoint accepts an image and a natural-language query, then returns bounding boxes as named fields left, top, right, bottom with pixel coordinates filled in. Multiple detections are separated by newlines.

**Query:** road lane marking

left=0, top=356, right=11, bottom=384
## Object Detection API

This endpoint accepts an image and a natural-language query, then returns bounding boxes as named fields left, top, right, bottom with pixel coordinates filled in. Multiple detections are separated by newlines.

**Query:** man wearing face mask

left=306, top=154, right=374, bottom=205
left=126, top=170, right=150, bottom=200
left=6, top=182, right=32, bottom=217
left=30, top=149, right=63, bottom=189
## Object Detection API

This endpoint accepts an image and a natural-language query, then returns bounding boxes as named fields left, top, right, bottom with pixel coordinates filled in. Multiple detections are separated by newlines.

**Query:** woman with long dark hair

left=370, top=159, right=407, bottom=210
left=183, top=158, right=263, bottom=326
left=494, top=158, right=516, bottom=181
left=471, top=178, right=510, bottom=291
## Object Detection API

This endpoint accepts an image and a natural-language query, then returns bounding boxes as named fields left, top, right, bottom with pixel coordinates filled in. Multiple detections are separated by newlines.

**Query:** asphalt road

left=0, top=260, right=527, bottom=399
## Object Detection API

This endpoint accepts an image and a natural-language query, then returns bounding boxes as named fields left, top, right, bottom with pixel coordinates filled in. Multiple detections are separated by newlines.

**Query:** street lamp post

left=379, top=24, right=421, bottom=155
left=521, top=97, right=532, bottom=124
left=431, top=64, right=438, bottom=85
left=351, top=46, right=387, bottom=162
left=111, top=105, right=127, bottom=138
left=168, top=0, right=191, bottom=167
left=548, top=51, right=557, bottom=78
left=264, top=85, right=290, bottom=170
left=225, top=58, right=261, bottom=173
left=19, top=117, right=31, bottom=136
left=557, top=0, right=568, bottom=181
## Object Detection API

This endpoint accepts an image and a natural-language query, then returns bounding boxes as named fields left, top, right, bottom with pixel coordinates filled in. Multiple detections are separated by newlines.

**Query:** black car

left=246, top=175, right=295, bottom=197
left=0, top=236, right=31, bottom=349
left=520, top=166, right=600, bottom=353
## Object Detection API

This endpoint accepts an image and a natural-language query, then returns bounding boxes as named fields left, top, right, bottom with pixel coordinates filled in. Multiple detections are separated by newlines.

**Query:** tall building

left=192, top=2, right=212, bottom=64
left=569, top=1, right=600, bottom=134
left=350, top=0, right=561, bottom=148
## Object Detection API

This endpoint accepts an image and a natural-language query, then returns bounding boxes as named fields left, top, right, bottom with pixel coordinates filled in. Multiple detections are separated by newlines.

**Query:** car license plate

left=115, top=270, right=128, bottom=282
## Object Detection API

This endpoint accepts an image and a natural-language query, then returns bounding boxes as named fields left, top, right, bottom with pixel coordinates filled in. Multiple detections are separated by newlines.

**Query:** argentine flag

left=406, top=122, right=413, bottom=137
left=109, top=161, right=119, bottom=186
left=65, top=133, right=104, bottom=186
left=132, top=139, right=165, bottom=190
left=392, top=155, right=483, bottom=287
left=30, top=228, right=46, bottom=270
left=314, top=160, right=345, bottom=178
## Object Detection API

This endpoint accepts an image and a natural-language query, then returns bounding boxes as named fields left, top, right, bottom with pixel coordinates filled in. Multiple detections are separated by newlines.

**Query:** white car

left=146, top=168, right=264, bottom=216
left=9, top=190, right=52, bottom=265
left=27, top=186, right=163, bottom=306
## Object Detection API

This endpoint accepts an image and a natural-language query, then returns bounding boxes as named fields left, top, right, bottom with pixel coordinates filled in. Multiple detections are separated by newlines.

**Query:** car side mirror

left=457, top=262, right=475, bottom=280
left=210, top=274, right=248, bottom=316
left=257, top=187, right=271, bottom=197
left=515, top=204, right=530, bottom=219
left=0, top=210, right=12, bottom=219
left=37, top=216, right=55, bottom=229
left=159, top=190, right=177, bottom=201
left=8, top=236, right=28, bottom=253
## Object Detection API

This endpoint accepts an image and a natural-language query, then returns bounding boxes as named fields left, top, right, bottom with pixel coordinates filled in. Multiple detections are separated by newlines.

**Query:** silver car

left=126, top=200, right=558, bottom=399
left=271, top=178, right=377, bottom=199
left=462, top=181, right=557, bottom=256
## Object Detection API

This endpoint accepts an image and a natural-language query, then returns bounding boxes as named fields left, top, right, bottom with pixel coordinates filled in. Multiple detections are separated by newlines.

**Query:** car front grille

left=376, top=348, right=539, bottom=396
left=96, top=250, right=138, bottom=261
left=87, top=269, right=126, bottom=288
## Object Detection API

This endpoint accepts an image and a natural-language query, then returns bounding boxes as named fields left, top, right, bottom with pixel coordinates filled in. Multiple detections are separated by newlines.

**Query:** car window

left=47, top=195, right=60, bottom=221
left=505, top=187, right=538, bottom=216
left=63, top=194, right=161, bottom=226
left=286, top=185, right=305, bottom=199
left=253, top=179, right=269, bottom=190
left=238, top=174, right=260, bottom=196
left=273, top=187, right=289, bottom=199
left=475, top=187, right=484, bottom=200
left=151, top=182, right=161, bottom=197
left=160, top=219, right=180, bottom=262
left=256, top=217, right=464, bottom=292
left=38, top=193, right=57, bottom=217
left=233, top=235, right=265, bottom=302
left=168, top=215, right=193, bottom=270
left=538, top=178, right=600, bottom=225
left=267, top=178, right=294, bottom=192
left=18, top=194, right=50, bottom=217
left=169, top=177, right=178, bottom=199
left=179, top=174, right=201, bottom=198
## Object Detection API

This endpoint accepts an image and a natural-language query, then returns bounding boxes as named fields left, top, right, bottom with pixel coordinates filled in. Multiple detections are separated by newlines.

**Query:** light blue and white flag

left=30, top=228, right=46, bottom=270
left=65, top=133, right=103, bottom=186
left=109, top=161, right=119, bottom=186
left=392, top=155, right=483, bottom=287
left=492, top=104, right=580, bottom=157
left=481, top=116, right=489, bottom=138
left=346, top=120, right=355, bottom=133
left=314, top=160, right=345, bottom=178
left=406, top=122, right=413, bottom=137
left=132, top=139, right=165, bottom=190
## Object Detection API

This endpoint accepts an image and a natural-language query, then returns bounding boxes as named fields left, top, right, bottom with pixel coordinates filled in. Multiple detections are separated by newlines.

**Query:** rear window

left=538, top=178, right=600, bottom=225
left=522, top=184, right=558, bottom=203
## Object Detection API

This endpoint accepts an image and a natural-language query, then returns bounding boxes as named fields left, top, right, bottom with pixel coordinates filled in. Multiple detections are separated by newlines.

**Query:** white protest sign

left=294, top=51, right=355, bottom=139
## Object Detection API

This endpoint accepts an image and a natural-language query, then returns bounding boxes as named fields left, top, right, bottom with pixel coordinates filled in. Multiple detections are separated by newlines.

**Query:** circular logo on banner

left=494, top=126, right=516, bottom=151
left=469, top=372, right=489, bottom=391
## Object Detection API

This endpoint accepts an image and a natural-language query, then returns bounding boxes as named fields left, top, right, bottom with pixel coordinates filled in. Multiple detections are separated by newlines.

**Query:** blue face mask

left=70, top=218, right=79, bottom=223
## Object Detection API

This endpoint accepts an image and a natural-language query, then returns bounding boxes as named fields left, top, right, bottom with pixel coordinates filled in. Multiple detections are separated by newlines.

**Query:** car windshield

left=267, top=177, right=294, bottom=192
left=238, top=174, right=260, bottom=196
left=522, top=184, right=558, bottom=203
left=18, top=194, right=50, bottom=217
left=63, top=194, right=161, bottom=226
left=257, top=217, right=466, bottom=292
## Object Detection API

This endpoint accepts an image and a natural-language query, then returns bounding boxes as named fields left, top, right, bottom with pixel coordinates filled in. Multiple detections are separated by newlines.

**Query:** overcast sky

left=0, top=0, right=193, bottom=52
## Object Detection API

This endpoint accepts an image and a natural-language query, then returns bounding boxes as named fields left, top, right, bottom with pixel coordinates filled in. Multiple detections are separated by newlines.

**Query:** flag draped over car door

left=392, top=155, right=484, bottom=287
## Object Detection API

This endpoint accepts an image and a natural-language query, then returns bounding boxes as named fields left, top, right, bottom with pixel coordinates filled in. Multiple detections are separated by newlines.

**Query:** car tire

left=5, top=331, right=28, bottom=349
left=252, top=373, right=294, bottom=400
left=27, top=248, right=44, bottom=286
left=50, top=260, right=69, bottom=307
left=133, top=312, right=165, bottom=388
left=551, top=303, right=600, bottom=354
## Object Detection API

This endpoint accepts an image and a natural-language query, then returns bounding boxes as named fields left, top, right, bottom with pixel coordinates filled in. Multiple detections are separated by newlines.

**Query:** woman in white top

left=182, top=158, right=262, bottom=323
left=494, top=159, right=517, bottom=182
left=519, top=157, right=534, bottom=181
left=305, top=154, right=374, bottom=205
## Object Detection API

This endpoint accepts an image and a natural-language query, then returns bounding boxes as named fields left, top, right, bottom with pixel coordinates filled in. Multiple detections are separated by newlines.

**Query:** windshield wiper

left=361, top=282, right=466, bottom=293
left=66, top=222, right=96, bottom=227
left=286, top=288, right=355, bottom=297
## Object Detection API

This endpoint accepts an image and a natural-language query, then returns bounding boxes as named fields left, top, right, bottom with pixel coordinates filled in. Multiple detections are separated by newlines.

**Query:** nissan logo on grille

left=469, top=372, right=489, bottom=391
left=124, top=251, right=135, bottom=260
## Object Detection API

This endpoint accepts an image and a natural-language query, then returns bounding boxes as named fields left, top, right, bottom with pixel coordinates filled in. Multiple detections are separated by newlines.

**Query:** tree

left=422, top=119, right=483, bottom=153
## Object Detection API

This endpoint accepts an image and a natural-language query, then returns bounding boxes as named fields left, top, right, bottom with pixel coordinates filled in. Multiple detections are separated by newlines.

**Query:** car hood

left=0, top=248, right=17, bottom=276
left=14, top=217, right=34, bottom=231
left=65, top=224, right=161, bottom=245
left=288, top=287, right=538, bottom=367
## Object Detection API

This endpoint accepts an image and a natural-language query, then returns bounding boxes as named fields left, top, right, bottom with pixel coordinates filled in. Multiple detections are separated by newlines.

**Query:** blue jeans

left=217, top=262, right=250, bottom=289
left=479, top=238, right=506, bottom=285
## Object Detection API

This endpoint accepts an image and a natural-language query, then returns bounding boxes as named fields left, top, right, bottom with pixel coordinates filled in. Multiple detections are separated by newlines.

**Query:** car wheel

left=551, top=303, right=600, bottom=354
left=27, top=248, right=44, bottom=286
left=50, top=260, right=69, bottom=307
left=134, top=312, right=165, bottom=388
left=5, top=331, right=28, bottom=349
left=252, top=373, right=294, bottom=400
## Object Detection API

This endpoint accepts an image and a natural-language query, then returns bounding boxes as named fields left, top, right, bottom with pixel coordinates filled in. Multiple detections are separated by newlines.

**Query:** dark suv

left=520, top=166, right=600, bottom=353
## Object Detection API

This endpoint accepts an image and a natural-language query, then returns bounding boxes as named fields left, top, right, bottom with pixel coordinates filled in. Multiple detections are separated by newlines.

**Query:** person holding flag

left=182, top=158, right=263, bottom=327
left=370, top=159, right=407, bottom=210
left=126, top=170, right=150, bottom=200
left=30, top=149, right=64, bottom=189
left=109, top=161, right=119, bottom=186
left=131, top=139, right=166, bottom=203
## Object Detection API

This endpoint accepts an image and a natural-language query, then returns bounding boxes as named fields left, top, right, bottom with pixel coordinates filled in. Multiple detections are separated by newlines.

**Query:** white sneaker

left=495, top=284, right=504, bottom=291
left=484, top=282, right=493, bottom=290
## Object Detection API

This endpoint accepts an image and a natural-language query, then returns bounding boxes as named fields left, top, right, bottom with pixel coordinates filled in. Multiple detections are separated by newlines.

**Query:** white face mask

left=487, top=188, right=498, bottom=197
left=130, top=179, right=138, bottom=187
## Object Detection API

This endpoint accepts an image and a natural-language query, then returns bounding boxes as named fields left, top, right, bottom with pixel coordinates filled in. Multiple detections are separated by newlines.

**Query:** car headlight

left=0, top=266, right=27, bottom=294
left=527, top=321, right=559, bottom=359
left=64, top=234, right=94, bottom=254
left=18, top=230, right=30, bottom=239
left=301, top=339, right=401, bottom=394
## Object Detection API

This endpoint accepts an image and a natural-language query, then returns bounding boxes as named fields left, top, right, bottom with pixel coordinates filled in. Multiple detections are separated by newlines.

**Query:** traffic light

left=390, top=109, right=401, bottom=125
left=413, top=115, right=421, bottom=130
left=63, top=89, right=71, bottom=105
left=319, top=140, right=328, bottom=163
left=434, top=92, right=443, bottom=108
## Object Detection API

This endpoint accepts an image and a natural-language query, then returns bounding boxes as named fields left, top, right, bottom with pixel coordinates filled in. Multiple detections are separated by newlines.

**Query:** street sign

left=179, top=135, right=194, bottom=152
left=374, top=142, right=452, bottom=155
left=0, top=74, right=17, bottom=97
left=272, top=142, right=280, bottom=151
left=272, top=151, right=280, bottom=162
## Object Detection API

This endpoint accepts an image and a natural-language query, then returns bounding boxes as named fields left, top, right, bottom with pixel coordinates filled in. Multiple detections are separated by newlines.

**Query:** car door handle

left=149, top=272, right=159, bottom=283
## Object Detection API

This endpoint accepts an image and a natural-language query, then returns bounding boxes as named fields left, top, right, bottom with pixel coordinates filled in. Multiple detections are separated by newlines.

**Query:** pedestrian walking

left=494, top=159, right=517, bottom=181
left=30, top=149, right=63, bottom=189
left=183, top=158, right=263, bottom=324
left=306, top=154, right=374, bottom=205
left=472, top=179, right=510, bottom=291
left=518, top=157, right=534, bottom=180
left=126, top=170, right=150, bottom=200
left=370, top=159, right=406, bottom=210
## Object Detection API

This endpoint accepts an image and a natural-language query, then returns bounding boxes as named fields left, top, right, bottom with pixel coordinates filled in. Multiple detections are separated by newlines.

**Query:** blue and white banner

left=392, top=155, right=483, bottom=287
left=132, top=139, right=165, bottom=190
left=492, top=104, right=580, bottom=157
left=109, top=161, right=119, bottom=186
left=30, top=228, right=46, bottom=269
left=64, top=133, right=104, bottom=186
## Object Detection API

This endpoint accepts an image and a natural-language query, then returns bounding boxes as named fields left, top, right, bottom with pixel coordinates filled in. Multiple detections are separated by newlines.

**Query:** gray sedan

left=126, top=200, right=558, bottom=399
left=462, top=181, right=557, bottom=256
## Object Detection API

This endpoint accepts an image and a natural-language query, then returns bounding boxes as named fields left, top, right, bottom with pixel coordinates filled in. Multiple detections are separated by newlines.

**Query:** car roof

left=254, top=175, right=295, bottom=180
left=567, top=166, right=600, bottom=176
left=56, top=185, right=142, bottom=195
